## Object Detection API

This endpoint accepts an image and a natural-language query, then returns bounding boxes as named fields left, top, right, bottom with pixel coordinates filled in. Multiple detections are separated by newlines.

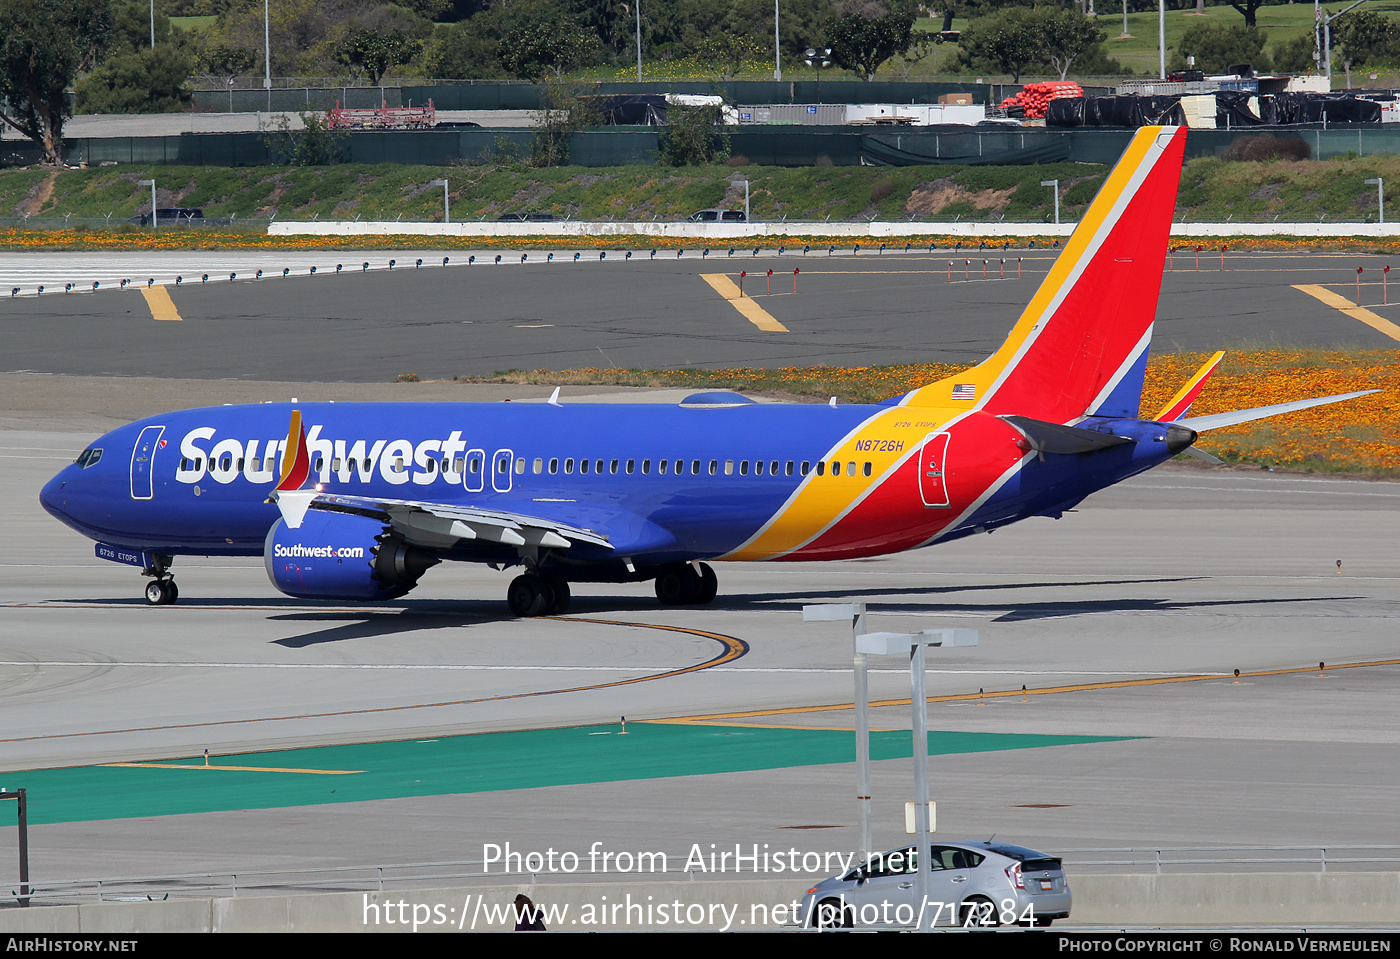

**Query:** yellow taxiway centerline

left=140, top=285, right=182, bottom=322
left=653, top=657, right=1400, bottom=725
left=700, top=273, right=789, bottom=332
left=100, top=762, right=363, bottom=774
left=1292, top=283, right=1400, bottom=343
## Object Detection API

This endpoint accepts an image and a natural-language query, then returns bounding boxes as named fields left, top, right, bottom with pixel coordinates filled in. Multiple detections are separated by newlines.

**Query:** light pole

left=856, top=627, right=979, bottom=933
left=1041, top=179, right=1060, bottom=225
left=804, top=47, right=832, bottom=104
left=150, top=0, right=155, bottom=49
left=635, top=0, right=642, bottom=82
left=264, top=0, right=272, bottom=107
left=803, top=603, right=978, bottom=931
left=430, top=179, right=449, bottom=224
left=773, top=0, right=782, bottom=81
left=1158, top=0, right=1166, bottom=79
left=0, top=788, right=29, bottom=908
left=1367, top=177, right=1384, bottom=225
left=138, top=179, right=156, bottom=230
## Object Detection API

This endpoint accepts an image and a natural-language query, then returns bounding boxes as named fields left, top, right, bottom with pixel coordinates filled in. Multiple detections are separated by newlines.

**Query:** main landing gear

left=654, top=562, right=718, bottom=606
left=507, top=573, right=571, bottom=617
left=142, top=555, right=178, bottom=606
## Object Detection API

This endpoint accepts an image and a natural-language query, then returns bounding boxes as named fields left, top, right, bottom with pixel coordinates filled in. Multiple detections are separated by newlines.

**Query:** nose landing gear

left=144, top=578, right=178, bottom=605
left=141, top=555, right=178, bottom=605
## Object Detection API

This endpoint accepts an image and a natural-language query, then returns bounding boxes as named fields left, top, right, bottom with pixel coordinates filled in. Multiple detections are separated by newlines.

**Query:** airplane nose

left=40, top=467, right=77, bottom=524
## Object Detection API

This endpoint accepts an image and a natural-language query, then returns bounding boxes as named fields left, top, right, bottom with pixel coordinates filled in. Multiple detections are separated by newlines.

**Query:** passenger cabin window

left=815, top=461, right=824, bottom=476
left=676, top=460, right=684, bottom=474
left=626, top=459, right=635, bottom=474
left=533, top=458, right=543, bottom=474
left=659, top=459, right=669, bottom=475
left=800, top=461, right=810, bottom=475
left=596, top=459, right=604, bottom=474
left=785, top=461, right=794, bottom=476
left=692, top=460, right=701, bottom=475
left=739, top=461, right=748, bottom=476
left=610, top=459, right=619, bottom=474
left=515, top=458, right=525, bottom=474
left=642, top=459, right=650, bottom=474
left=549, top=458, right=559, bottom=474
left=580, top=459, right=590, bottom=474
left=565, top=458, right=574, bottom=474
left=863, top=462, right=872, bottom=477
left=830, top=460, right=840, bottom=476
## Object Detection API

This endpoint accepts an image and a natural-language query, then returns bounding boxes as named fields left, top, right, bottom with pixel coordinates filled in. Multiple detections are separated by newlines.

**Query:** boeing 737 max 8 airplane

left=40, top=126, right=1375, bottom=615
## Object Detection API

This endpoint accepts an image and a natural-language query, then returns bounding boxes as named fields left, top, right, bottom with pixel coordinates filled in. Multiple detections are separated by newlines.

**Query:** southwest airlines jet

left=40, top=127, right=1373, bottom=615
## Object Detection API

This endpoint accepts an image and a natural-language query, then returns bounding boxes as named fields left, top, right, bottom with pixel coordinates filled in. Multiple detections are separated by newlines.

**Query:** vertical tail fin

left=904, top=126, right=1187, bottom=421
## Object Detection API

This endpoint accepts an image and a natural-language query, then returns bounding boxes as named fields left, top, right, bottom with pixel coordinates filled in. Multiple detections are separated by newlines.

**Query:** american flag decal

left=951, top=384, right=976, bottom=400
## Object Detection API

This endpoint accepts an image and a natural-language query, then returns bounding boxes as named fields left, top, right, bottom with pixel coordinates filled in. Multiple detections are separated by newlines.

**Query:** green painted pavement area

left=0, top=725, right=1134, bottom=825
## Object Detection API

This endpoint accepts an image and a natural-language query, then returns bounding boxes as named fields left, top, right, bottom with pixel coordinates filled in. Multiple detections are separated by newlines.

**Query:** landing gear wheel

left=507, top=574, right=554, bottom=617
left=144, top=580, right=174, bottom=606
left=541, top=576, right=570, bottom=615
left=694, top=563, right=718, bottom=604
left=654, top=565, right=696, bottom=605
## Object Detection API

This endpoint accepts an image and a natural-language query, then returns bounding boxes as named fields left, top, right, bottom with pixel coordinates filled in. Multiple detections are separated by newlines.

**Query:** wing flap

left=308, top=493, right=614, bottom=551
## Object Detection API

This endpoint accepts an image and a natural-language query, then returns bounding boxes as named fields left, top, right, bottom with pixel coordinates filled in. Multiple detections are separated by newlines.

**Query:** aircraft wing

left=291, top=492, right=615, bottom=551
left=1179, top=390, right=1380, bottom=432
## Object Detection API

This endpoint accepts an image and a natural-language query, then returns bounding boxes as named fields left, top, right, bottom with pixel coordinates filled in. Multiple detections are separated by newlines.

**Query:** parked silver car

left=800, top=840, right=1071, bottom=929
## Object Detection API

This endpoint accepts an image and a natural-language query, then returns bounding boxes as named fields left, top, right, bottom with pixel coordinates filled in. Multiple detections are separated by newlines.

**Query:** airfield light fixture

left=138, top=179, right=156, bottom=230
left=430, top=179, right=449, bottom=224
left=1366, top=178, right=1384, bottom=226
left=1041, top=179, right=1060, bottom=226
left=804, top=48, right=832, bottom=104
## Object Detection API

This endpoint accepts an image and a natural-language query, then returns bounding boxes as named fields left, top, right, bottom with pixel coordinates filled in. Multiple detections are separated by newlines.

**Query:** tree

left=1173, top=21, right=1271, bottom=75
left=497, top=12, right=599, bottom=79
left=957, top=6, right=1044, bottom=82
left=0, top=0, right=113, bottom=164
left=195, top=40, right=257, bottom=87
left=1039, top=8, right=1105, bottom=80
left=337, top=28, right=423, bottom=84
left=692, top=34, right=765, bottom=80
left=1333, top=10, right=1399, bottom=73
left=658, top=100, right=730, bottom=165
left=262, top=111, right=350, bottom=164
left=1272, top=34, right=1316, bottom=75
left=527, top=80, right=599, bottom=167
left=1224, top=0, right=1284, bottom=30
left=75, top=46, right=195, bottom=113
left=827, top=0, right=918, bottom=81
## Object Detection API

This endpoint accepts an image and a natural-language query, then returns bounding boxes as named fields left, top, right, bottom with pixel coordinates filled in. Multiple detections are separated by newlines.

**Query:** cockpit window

left=75, top=448, right=103, bottom=469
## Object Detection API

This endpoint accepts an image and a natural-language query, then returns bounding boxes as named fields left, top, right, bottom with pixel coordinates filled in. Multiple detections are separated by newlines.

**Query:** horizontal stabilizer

left=1180, top=390, right=1379, bottom=432
left=1000, top=415, right=1134, bottom=456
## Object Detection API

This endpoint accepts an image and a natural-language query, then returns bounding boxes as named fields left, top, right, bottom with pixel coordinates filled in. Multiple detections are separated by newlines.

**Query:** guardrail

left=6, top=846, right=1398, bottom=908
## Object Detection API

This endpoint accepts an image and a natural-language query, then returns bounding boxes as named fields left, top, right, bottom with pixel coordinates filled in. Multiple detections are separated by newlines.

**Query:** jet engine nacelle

left=264, top=510, right=439, bottom=601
